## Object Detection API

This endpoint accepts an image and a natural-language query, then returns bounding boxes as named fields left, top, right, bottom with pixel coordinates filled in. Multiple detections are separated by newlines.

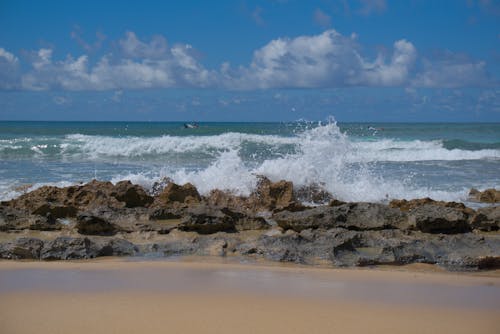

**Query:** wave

left=1, top=126, right=499, bottom=163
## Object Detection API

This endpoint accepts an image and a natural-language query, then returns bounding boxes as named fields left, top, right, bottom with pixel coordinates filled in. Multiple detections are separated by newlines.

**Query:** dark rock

left=0, top=237, right=44, bottom=259
left=470, top=206, right=500, bottom=231
left=390, top=197, right=469, bottom=212
left=40, top=237, right=100, bottom=260
left=273, top=203, right=408, bottom=232
left=98, top=238, right=138, bottom=256
left=408, top=205, right=470, bottom=234
left=178, top=206, right=236, bottom=234
left=111, top=181, right=153, bottom=208
left=28, top=214, right=63, bottom=231
left=32, top=204, right=78, bottom=218
left=149, top=208, right=183, bottom=220
left=76, top=214, right=119, bottom=236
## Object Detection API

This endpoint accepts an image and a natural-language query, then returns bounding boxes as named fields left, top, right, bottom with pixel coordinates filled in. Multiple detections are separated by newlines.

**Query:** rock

left=248, top=176, right=305, bottom=212
left=149, top=208, right=183, bottom=220
left=469, top=188, right=500, bottom=203
left=0, top=206, right=30, bottom=231
left=76, top=214, right=119, bottom=236
left=273, top=206, right=339, bottom=232
left=273, top=203, right=408, bottom=232
left=155, top=182, right=201, bottom=206
left=408, top=205, right=470, bottom=234
left=178, top=206, right=236, bottom=234
left=390, top=197, right=469, bottom=212
left=342, top=203, right=409, bottom=231
left=32, top=204, right=78, bottom=218
left=40, top=237, right=100, bottom=260
left=98, top=238, right=138, bottom=256
left=28, top=214, right=63, bottom=231
left=204, top=189, right=248, bottom=211
left=294, top=183, right=334, bottom=204
left=0, top=237, right=44, bottom=259
left=150, top=177, right=174, bottom=196
left=111, top=181, right=153, bottom=208
left=470, top=206, right=500, bottom=231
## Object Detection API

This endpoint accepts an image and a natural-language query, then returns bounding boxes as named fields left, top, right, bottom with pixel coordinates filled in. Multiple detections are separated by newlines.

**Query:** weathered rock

left=273, top=203, right=408, bottom=232
left=389, top=197, right=472, bottom=214
left=28, top=214, right=63, bottom=231
left=97, top=238, right=138, bottom=256
left=248, top=176, right=304, bottom=212
left=469, top=188, right=500, bottom=203
left=294, top=183, right=334, bottom=204
left=149, top=208, right=183, bottom=220
left=32, top=204, right=78, bottom=218
left=408, top=205, right=470, bottom=234
left=76, top=214, right=119, bottom=236
left=178, top=206, right=236, bottom=234
left=111, top=181, right=154, bottom=208
left=0, top=237, right=44, bottom=259
left=40, top=237, right=100, bottom=260
left=155, top=182, right=201, bottom=206
left=470, top=206, right=500, bottom=231
left=149, top=177, right=174, bottom=196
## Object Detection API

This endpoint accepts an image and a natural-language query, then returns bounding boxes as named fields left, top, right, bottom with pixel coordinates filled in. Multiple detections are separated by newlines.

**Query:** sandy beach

left=1, top=259, right=499, bottom=334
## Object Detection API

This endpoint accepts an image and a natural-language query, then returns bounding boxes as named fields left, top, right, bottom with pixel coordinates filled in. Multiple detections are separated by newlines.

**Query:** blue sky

left=0, top=0, right=499, bottom=121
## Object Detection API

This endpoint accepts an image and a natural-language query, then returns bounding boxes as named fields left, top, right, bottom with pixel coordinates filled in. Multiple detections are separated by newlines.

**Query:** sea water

left=0, top=120, right=499, bottom=204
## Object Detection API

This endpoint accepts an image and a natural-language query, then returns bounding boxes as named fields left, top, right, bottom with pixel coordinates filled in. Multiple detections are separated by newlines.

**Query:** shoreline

left=1, top=258, right=499, bottom=334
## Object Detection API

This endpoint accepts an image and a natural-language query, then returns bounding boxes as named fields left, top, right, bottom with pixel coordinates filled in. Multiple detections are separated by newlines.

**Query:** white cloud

left=0, top=29, right=495, bottom=91
left=226, top=30, right=416, bottom=89
left=119, top=31, right=168, bottom=59
left=413, top=51, right=491, bottom=88
left=18, top=32, right=215, bottom=91
left=0, top=47, right=19, bottom=89
left=0, top=47, right=18, bottom=64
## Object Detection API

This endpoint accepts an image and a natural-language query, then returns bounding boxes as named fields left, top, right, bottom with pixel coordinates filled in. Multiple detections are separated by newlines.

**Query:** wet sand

left=1, top=258, right=499, bottom=334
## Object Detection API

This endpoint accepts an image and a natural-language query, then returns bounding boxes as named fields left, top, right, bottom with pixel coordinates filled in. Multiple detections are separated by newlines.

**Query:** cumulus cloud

left=413, top=51, right=491, bottom=88
left=0, top=29, right=495, bottom=91
left=0, top=47, right=19, bottom=89
left=225, top=30, right=416, bottom=89
left=18, top=32, right=215, bottom=90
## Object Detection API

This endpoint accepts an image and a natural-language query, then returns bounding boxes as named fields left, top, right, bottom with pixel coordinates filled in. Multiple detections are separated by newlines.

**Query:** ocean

left=1, top=120, right=499, bottom=205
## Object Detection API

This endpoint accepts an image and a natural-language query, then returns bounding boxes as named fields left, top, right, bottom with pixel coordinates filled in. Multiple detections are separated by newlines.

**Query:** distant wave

left=1, top=125, right=499, bottom=163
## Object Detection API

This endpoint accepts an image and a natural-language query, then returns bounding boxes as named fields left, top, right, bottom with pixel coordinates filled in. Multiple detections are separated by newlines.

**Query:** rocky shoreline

left=1, top=178, right=499, bottom=271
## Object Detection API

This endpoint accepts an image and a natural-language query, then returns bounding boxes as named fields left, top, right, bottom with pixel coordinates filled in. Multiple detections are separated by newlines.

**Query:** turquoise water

left=0, top=121, right=499, bottom=203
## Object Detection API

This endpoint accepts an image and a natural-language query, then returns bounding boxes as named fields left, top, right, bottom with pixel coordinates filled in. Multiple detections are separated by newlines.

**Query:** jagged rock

left=294, top=183, right=334, bottom=204
left=149, top=208, right=183, bottom=220
left=40, top=237, right=100, bottom=260
left=408, top=205, right=470, bottom=234
left=470, top=206, right=500, bottom=231
left=0, top=206, right=30, bottom=231
left=111, top=181, right=153, bottom=208
left=469, top=188, right=500, bottom=203
left=32, top=204, right=78, bottom=218
left=390, top=197, right=472, bottom=213
left=0, top=237, right=44, bottom=259
left=178, top=206, right=236, bottom=234
left=155, top=182, right=201, bottom=206
left=76, top=214, right=119, bottom=236
left=28, top=214, right=63, bottom=231
left=150, top=177, right=174, bottom=196
left=273, top=203, right=408, bottom=232
left=247, top=176, right=305, bottom=212
left=204, top=189, right=248, bottom=211
left=97, top=238, right=138, bottom=256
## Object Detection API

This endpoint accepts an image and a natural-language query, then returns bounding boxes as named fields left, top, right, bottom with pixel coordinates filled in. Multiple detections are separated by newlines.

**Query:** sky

left=0, top=0, right=499, bottom=122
